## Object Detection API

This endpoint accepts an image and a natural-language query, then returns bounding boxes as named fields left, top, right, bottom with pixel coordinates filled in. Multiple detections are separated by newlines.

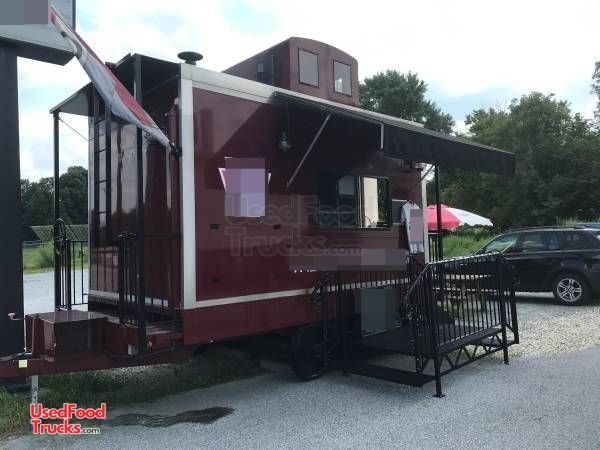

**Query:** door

left=507, top=231, right=563, bottom=292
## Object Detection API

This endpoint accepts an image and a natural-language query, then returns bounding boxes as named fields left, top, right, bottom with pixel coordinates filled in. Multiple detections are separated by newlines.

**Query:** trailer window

left=317, top=174, right=390, bottom=229
left=334, top=61, right=351, bottom=95
left=256, top=55, right=274, bottom=85
left=361, top=177, right=390, bottom=227
left=299, top=49, right=319, bottom=87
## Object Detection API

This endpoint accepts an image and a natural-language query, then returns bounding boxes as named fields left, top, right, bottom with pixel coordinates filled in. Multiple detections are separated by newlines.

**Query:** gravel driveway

left=513, top=294, right=600, bottom=357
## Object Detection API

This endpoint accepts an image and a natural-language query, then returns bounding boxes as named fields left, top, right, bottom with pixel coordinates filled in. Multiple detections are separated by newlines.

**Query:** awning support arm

left=286, top=113, right=331, bottom=188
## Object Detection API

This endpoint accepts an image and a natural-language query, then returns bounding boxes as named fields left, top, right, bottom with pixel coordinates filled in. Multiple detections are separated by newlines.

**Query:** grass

left=22, top=244, right=88, bottom=274
left=441, top=227, right=494, bottom=258
left=0, top=350, right=264, bottom=439
left=442, top=233, right=491, bottom=258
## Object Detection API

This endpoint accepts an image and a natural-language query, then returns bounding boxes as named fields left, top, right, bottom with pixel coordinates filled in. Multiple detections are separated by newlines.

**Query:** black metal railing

left=428, top=231, right=446, bottom=262
left=54, top=218, right=88, bottom=310
left=404, top=252, right=518, bottom=395
left=311, top=256, right=423, bottom=360
left=117, top=232, right=180, bottom=351
left=406, top=252, right=518, bottom=353
left=308, top=251, right=518, bottom=396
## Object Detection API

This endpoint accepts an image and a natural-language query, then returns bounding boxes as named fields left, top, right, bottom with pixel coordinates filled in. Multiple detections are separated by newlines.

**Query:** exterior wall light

left=277, top=131, right=292, bottom=152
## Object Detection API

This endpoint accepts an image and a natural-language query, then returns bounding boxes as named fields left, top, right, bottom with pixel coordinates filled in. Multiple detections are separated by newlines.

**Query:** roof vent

left=177, top=51, right=203, bottom=65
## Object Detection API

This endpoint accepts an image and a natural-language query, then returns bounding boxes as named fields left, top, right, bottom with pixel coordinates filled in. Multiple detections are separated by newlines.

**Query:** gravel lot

left=513, top=294, right=600, bottom=357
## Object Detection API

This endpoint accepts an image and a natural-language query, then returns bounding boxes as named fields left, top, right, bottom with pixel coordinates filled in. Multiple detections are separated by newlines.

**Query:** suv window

left=482, top=234, right=518, bottom=253
left=562, top=231, right=592, bottom=250
left=519, top=232, right=549, bottom=252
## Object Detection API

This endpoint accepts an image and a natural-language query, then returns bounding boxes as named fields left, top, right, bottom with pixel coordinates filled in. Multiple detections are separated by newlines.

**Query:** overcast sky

left=17, top=0, right=600, bottom=180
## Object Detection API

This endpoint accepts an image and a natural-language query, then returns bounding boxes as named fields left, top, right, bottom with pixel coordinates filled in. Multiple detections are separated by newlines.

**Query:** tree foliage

left=441, top=93, right=600, bottom=229
left=593, top=60, right=600, bottom=125
left=20, top=166, right=88, bottom=240
left=359, top=70, right=454, bottom=132
left=58, top=166, right=88, bottom=224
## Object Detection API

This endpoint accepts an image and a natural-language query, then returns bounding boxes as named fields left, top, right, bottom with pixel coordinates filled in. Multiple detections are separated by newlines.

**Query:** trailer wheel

left=290, top=325, right=326, bottom=381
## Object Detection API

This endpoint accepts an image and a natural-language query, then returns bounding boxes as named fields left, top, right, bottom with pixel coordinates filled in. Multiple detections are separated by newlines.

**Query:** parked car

left=474, top=227, right=600, bottom=305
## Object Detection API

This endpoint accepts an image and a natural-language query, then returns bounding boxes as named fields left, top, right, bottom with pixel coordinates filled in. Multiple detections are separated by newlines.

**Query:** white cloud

left=16, top=0, right=600, bottom=179
left=453, top=120, right=470, bottom=136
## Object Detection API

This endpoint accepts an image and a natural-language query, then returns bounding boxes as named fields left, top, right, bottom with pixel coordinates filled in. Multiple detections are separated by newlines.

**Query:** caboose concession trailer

left=1, top=38, right=518, bottom=396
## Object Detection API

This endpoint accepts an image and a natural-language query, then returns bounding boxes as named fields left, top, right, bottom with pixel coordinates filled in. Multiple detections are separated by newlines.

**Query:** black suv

left=475, top=227, right=600, bottom=305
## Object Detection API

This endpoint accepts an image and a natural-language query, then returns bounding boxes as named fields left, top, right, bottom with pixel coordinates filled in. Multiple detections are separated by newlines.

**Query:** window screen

left=299, top=49, right=318, bottom=87
left=334, top=61, right=352, bottom=95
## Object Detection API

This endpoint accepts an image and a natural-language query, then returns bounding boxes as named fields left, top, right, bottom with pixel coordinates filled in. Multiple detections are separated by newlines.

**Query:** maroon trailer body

left=1, top=38, right=517, bottom=393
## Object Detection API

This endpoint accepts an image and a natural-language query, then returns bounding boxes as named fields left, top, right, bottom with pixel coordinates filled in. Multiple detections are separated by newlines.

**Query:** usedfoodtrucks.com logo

left=30, top=403, right=105, bottom=435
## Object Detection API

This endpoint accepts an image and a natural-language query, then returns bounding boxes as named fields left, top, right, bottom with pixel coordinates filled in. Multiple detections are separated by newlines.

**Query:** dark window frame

left=298, top=48, right=319, bottom=88
left=256, top=54, right=274, bottom=85
left=333, top=60, right=352, bottom=96
left=316, top=173, right=392, bottom=230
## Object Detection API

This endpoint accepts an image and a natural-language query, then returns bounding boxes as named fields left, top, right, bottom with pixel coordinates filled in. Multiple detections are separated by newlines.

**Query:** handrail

left=403, top=252, right=517, bottom=353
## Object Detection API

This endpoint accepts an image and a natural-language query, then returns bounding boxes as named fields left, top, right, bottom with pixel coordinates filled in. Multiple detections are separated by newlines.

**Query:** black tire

left=290, top=324, right=326, bottom=381
left=552, top=273, right=590, bottom=306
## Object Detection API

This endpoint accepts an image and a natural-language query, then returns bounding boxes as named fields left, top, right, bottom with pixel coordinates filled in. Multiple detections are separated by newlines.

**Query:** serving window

left=317, top=174, right=390, bottom=229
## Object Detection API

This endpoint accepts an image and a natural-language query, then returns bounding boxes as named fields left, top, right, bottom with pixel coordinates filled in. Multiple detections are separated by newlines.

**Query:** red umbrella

left=426, top=204, right=493, bottom=231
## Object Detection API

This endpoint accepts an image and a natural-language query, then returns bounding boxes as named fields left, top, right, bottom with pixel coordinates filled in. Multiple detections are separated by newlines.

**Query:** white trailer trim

left=180, top=74, right=197, bottom=310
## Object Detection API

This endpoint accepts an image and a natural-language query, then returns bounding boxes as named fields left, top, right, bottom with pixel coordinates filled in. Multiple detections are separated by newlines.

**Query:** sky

left=16, top=0, right=600, bottom=180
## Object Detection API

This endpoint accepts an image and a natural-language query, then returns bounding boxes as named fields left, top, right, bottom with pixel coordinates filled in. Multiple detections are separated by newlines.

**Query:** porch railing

left=311, top=251, right=518, bottom=396
left=406, top=253, right=518, bottom=354
left=117, top=232, right=180, bottom=351
left=428, top=231, right=446, bottom=262
left=54, top=218, right=88, bottom=310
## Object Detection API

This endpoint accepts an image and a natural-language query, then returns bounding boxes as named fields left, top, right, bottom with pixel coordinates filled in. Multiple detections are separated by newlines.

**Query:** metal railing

left=54, top=219, right=88, bottom=310
left=428, top=231, right=445, bottom=262
left=308, top=251, right=518, bottom=395
left=404, top=252, right=518, bottom=394
left=117, top=232, right=180, bottom=351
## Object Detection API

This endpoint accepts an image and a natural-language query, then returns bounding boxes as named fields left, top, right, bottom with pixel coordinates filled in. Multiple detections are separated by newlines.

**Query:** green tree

left=360, top=70, right=454, bottom=132
left=593, top=60, right=600, bottom=125
left=21, top=177, right=54, bottom=227
left=441, top=92, right=600, bottom=229
left=59, top=166, right=88, bottom=224
left=20, top=166, right=88, bottom=240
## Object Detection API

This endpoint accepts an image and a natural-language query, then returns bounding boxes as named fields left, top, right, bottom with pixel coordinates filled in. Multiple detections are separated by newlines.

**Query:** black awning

left=272, top=91, right=515, bottom=176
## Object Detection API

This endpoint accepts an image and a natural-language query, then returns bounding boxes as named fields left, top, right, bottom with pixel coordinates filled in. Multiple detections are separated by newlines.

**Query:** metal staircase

left=300, top=253, right=519, bottom=396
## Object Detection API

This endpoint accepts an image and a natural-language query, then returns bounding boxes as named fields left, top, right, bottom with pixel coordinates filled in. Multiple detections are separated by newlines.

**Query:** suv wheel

left=552, top=273, right=590, bottom=306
